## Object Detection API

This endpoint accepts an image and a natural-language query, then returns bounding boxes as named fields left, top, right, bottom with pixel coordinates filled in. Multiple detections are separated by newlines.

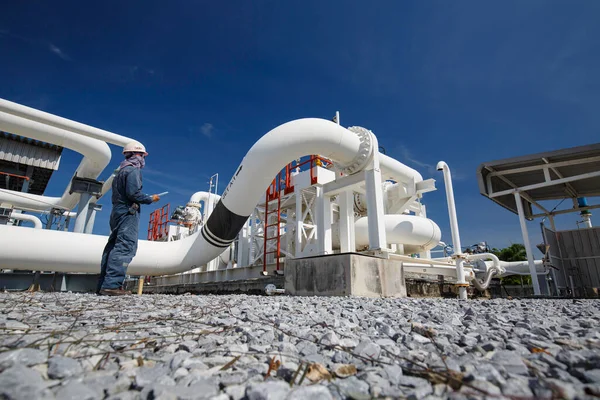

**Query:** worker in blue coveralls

left=97, top=141, right=160, bottom=296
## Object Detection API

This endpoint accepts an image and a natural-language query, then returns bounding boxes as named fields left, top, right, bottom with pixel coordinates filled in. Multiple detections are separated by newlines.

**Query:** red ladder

left=147, top=204, right=170, bottom=241
left=263, top=172, right=282, bottom=274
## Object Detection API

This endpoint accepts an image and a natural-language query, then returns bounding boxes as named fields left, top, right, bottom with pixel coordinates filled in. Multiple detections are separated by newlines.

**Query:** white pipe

left=514, top=191, right=542, bottom=295
left=1, top=118, right=377, bottom=275
left=380, top=153, right=423, bottom=185
left=464, top=253, right=504, bottom=290
left=188, top=191, right=221, bottom=220
left=9, top=211, right=42, bottom=229
left=465, top=253, right=504, bottom=274
left=0, top=98, right=133, bottom=146
left=0, top=111, right=111, bottom=212
left=332, top=214, right=441, bottom=251
left=436, top=161, right=467, bottom=299
left=189, top=191, right=221, bottom=205
left=484, top=259, right=545, bottom=276
left=402, top=262, right=475, bottom=281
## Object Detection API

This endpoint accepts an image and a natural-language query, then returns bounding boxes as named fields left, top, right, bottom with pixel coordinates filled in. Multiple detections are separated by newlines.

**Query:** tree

left=491, top=244, right=532, bottom=285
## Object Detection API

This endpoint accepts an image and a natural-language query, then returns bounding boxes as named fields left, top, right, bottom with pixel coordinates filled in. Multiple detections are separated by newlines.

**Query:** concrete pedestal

left=285, top=253, right=407, bottom=297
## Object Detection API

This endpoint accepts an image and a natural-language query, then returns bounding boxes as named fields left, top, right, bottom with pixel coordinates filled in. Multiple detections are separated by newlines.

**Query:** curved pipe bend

left=9, top=212, right=42, bottom=229
left=0, top=111, right=111, bottom=212
left=465, top=253, right=503, bottom=290
left=471, top=269, right=497, bottom=290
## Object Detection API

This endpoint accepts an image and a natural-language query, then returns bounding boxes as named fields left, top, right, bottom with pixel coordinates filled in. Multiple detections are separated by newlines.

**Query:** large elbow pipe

left=0, top=111, right=111, bottom=212
left=1, top=118, right=380, bottom=275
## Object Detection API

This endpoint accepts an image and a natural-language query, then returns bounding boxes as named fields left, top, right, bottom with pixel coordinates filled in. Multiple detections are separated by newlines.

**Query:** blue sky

left=1, top=1, right=599, bottom=251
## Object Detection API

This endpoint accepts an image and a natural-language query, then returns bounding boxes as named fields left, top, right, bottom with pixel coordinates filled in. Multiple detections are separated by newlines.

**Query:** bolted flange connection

left=334, top=126, right=374, bottom=176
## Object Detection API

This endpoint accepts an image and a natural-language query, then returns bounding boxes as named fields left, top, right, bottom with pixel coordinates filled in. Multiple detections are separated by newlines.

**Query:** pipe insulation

left=0, top=98, right=133, bottom=147
left=1, top=118, right=422, bottom=275
left=0, top=111, right=111, bottom=212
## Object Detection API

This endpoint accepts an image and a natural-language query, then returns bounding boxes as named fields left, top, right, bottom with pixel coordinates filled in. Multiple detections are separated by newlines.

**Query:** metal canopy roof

left=0, top=132, right=63, bottom=170
left=0, top=132, right=64, bottom=196
left=477, top=142, right=600, bottom=219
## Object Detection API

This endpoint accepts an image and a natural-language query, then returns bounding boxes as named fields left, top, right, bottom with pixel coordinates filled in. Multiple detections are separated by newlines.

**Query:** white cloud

left=398, top=145, right=437, bottom=175
left=49, top=43, right=71, bottom=61
left=200, top=123, right=214, bottom=138
left=398, top=145, right=465, bottom=180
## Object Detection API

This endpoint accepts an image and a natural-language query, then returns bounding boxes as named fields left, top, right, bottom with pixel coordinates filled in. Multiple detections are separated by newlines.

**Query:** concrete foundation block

left=285, top=253, right=406, bottom=297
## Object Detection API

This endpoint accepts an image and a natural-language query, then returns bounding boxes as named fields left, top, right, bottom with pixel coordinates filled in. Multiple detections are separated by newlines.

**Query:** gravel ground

left=0, top=293, right=599, bottom=400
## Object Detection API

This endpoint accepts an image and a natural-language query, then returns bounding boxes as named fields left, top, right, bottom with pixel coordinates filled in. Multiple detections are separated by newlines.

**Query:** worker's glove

left=152, top=195, right=160, bottom=202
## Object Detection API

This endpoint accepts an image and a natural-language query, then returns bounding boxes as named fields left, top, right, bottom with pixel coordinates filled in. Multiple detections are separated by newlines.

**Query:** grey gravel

left=0, top=348, right=47, bottom=370
left=48, top=355, right=83, bottom=379
left=54, top=381, right=101, bottom=400
left=1, top=293, right=599, bottom=400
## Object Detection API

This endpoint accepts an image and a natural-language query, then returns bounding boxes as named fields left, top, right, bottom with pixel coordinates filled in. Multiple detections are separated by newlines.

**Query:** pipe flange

left=334, top=126, right=374, bottom=176
left=186, top=202, right=202, bottom=209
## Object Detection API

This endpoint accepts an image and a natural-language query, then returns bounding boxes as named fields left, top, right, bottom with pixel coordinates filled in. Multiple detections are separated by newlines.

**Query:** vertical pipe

left=248, top=211, right=256, bottom=264
left=137, top=277, right=145, bottom=295
left=295, top=188, right=303, bottom=257
left=84, top=203, right=98, bottom=234
left=514, top=191, right=541, bottom=296
left=365, top=135, right=387, bottom=251
left=418, top=204, right=432, bottom=259
left=338, top=190, right=356, bottom=253
left=73, top=193, right=92, bottom=233
left=21, top=165, right=34, bottom=193
left=45, top=212, right=55, bottom=230
left=577, top=197, right=593, bottom=228
left=436, top=161, right=467, bottom=299
left=569, top=275, right=576, bottom=297
left=548, top=215, right=556, bottom=231
left=315, top=186, right=332, bottom=255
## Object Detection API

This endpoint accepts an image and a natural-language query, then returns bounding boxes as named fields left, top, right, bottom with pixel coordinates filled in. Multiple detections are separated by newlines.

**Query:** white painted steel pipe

left=465, top=253, right=504, bottom=274
left=0, top=111, right=111, bottom=212
left=9, top=211, right=42, bottom=229
left=486, top=259, right=545, bottom=276
left=514, top=191, right=542, bottom=295
left=0, top=98, right=133, bottom=146
left=332, top=214, right=441, bottom=252
left=189, top=192, right=220, bottom=205
left=436, top=161, right=467, bottom=299
left=188, top=191, right=221, bottom=220
left=0, top=118, right=384, bottom=275
left=379, top=153, right=423, bottom=185
left=402, top=262, right=475, bottom=281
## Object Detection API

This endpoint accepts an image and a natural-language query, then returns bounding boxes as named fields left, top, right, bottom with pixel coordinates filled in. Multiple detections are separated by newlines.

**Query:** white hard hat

left=123, top=141, right=148, bottom=156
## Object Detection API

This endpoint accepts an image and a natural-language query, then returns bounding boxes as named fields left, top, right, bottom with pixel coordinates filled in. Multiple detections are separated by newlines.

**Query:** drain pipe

left=465, top=253, right=503, bottom=290
left=9, top=211, right=42, bottom=229
left=436, top=161, right=467, bottom=300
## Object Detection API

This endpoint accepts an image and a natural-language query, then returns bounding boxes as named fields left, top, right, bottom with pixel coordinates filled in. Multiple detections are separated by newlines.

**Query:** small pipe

left=471, top=269, right=497, bottom=291
left=465, top=253, right=504, bottom=274
left=9, top=211, right=42, bottom=229
left=436, top=161, right=467, bottom=299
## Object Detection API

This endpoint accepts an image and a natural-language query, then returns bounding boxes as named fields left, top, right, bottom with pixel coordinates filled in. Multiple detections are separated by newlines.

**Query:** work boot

left=99, top=288, right=131, bottom=296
